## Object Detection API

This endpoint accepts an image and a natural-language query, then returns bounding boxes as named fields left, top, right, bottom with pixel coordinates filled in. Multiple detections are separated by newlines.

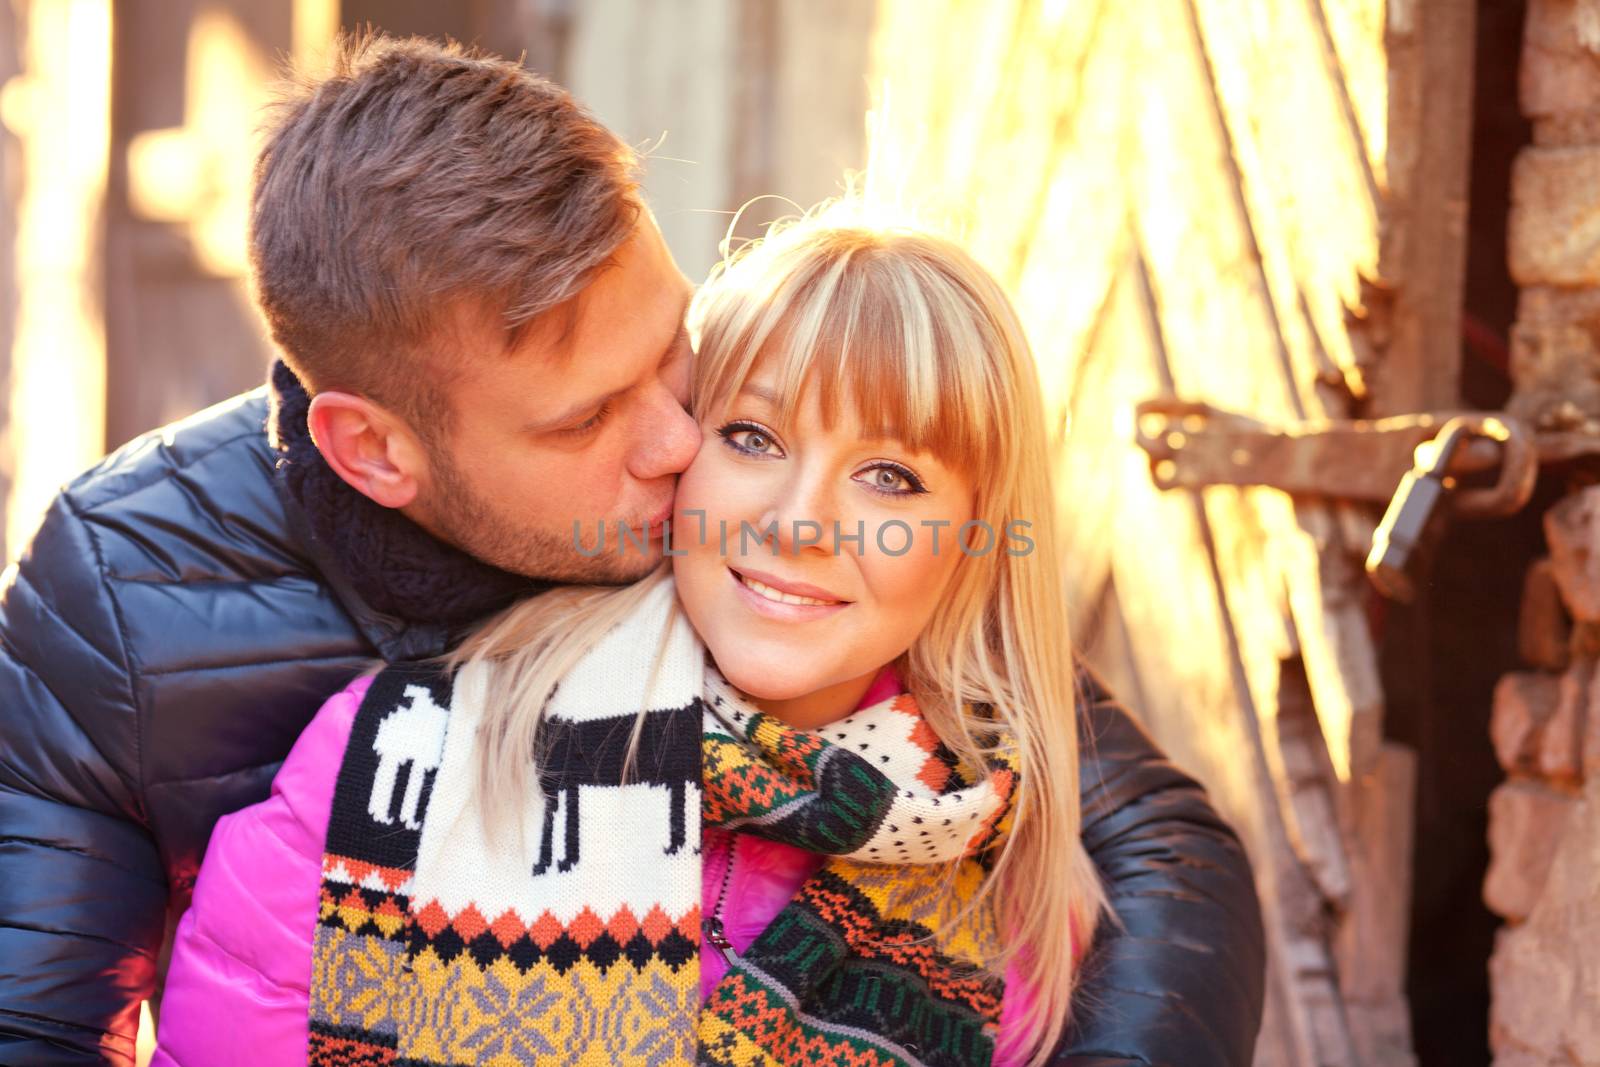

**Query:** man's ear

left=306, top=391, right=427, bottom=510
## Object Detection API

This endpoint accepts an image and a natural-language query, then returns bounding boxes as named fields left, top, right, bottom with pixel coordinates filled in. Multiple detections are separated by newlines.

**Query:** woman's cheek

left=857, top=514, right=962, bottom=622
left=673, top=449, right=732, bottom=547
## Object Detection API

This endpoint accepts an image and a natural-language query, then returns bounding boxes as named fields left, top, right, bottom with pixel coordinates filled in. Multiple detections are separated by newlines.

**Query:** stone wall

left=1489, top=1, right=1600, bottom=1046
left=1484, top=4, right=1600, bottom=1062
left=1506, top=0, right=1600, bottom=435
left=1486, top=538, right=1600, bottom=1063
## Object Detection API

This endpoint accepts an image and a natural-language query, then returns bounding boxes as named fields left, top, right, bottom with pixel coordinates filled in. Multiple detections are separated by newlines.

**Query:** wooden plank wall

left=102, top=0, right=284, bottom=453
left=562, top=0, right=874, bottom=279
left=13, top=0, right=876, bottom=483
left=868, top=2, right=1476, bottom=1064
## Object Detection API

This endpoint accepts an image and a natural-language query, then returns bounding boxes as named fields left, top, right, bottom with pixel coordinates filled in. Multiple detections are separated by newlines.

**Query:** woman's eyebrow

left=733, top=386, right=913, bottom=445
left=736, top=383, right=781, bottom=406
left=856, top=428, right=904, bottom=443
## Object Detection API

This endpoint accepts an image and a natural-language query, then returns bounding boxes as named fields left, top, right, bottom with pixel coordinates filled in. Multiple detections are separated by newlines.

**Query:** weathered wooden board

left=564, top=0, right=873, bottom=279
left=866, top=0, right=1474, bottom=1063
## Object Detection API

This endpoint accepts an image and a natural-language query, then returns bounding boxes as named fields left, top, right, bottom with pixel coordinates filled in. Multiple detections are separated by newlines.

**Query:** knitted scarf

left=308, top=579, right=1020, bottom=1067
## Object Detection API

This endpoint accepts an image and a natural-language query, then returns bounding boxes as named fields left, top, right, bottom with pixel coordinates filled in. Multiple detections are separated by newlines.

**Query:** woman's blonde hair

left=452, top=200, right=1104, bottom=1066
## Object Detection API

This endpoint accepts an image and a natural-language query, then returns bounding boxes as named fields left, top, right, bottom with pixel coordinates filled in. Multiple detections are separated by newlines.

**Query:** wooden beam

left=1368, top=0, right=1477, bottom=415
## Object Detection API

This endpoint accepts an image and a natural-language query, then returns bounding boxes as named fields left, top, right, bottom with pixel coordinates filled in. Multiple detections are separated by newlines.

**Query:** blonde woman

left=154, top=207, right=1260, bottom=1067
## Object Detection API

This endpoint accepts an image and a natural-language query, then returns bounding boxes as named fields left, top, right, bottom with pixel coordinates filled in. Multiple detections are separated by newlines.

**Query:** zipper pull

left=705, top=915, right=739, bottom=966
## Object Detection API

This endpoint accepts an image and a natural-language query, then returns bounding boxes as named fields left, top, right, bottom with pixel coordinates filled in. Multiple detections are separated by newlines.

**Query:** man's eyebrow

left=661, top=318, right=690, bottom=365
left=523, top=387, right=625, bottom=433
left=524, top=314, right=693, bottom=433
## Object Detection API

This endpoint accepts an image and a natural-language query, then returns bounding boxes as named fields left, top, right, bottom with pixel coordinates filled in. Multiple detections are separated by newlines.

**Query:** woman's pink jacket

left=153, top=673, right=1035, bottom=1065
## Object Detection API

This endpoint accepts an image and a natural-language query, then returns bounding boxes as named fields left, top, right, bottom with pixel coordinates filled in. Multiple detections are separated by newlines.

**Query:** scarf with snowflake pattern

left=307, top=578, right=1020, bottom=1067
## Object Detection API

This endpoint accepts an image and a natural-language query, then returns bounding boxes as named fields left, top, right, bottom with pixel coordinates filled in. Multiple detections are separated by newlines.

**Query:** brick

left=1508, top=146, right=1600, bottom=287
left=1494, top=672, right=1563, bottom=773
left=1535, top=111, right=1600, bottom=148
left=1575, top=620, right=1600, bottom=659
left=1584, top=664, right=1600, bottom=779
left=1488, top=775, right=1600, bottom=1063
left=1544, top=486, right=1600, bottom=620
left=1519, top=285, right=1600, bottom=329
left=1485, top=1048, right=1553, bottom=1067
left=1519, top=558, right=1574, bottom=670
left=1538, top=663, right=1589, bottom=781
left=1484, top=780, right=1576, bottom=922
left=1508, top=289, right=1600, bottom=433
left=1521, top=0, right=1600, bottom=118
left=1507, top=319, right=1600, bottom=432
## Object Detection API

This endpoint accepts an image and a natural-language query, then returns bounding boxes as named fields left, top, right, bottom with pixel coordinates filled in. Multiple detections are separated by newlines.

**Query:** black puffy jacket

left=0, top=388, right=1264, bottom=1066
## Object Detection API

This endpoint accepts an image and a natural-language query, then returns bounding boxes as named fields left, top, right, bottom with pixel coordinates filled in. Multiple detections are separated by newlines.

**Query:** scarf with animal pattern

left=307, top=577, right=1020, bottom=1067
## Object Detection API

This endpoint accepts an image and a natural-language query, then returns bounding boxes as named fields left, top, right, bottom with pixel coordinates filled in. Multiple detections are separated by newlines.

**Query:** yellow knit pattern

left=312, top=927, right=702, bottom=1066
left=696, top=1014, right=783, bottom=1067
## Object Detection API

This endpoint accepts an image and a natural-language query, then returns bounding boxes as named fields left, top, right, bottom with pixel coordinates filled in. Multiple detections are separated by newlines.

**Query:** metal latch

left=1133, top=401, right=1538, bottom=600
left=1133, top=401, right=1514, bottom=502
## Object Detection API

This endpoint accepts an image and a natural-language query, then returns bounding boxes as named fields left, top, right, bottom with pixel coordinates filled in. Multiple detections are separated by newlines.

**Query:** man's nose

left=630, top=383, right=702, bottom=480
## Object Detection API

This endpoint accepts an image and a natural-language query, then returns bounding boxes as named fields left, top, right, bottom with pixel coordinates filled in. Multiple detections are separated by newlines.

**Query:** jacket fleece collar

left=266, top=359, right=547, bottom=657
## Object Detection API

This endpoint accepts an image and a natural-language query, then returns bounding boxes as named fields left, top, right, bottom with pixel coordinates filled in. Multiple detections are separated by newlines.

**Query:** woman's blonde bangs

left=689, top=220, right=1012, bottom=478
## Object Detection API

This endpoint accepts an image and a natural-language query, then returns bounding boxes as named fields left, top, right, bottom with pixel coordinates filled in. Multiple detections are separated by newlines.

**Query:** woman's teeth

left=739, top=574, right=839, bottom=607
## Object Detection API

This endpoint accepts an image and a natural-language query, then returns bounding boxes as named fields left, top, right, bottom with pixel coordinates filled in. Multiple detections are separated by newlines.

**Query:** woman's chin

left=712, top=655, right=820, bottom=703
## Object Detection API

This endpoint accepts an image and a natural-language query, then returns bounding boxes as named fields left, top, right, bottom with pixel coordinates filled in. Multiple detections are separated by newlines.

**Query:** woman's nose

left=760, top=475, right=843, bottom=558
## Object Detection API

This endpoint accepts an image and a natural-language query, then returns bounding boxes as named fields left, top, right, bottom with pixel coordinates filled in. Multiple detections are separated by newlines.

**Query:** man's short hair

left=250, top=33, right=640, bottom=431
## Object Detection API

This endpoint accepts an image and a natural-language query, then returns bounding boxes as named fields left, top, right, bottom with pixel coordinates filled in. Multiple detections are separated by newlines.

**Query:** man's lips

left=624, top=502, right=673, bottom=539
left=728, top=565, right=850, bottom=605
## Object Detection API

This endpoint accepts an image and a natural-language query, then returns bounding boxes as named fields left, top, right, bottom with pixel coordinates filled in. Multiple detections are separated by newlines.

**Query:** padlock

left=1365, top=414, right=1537, bottom=602
left=1366, top=425, right=1470, bottom=603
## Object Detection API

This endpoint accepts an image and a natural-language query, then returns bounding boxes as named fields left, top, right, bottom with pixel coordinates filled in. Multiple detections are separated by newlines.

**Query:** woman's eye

left=717, top=422, right=784, bottom=457
left=857, top=463, right=927, bottom=495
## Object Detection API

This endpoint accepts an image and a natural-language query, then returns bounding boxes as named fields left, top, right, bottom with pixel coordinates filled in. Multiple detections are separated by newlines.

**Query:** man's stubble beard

left=426, top=446, right=661, bottom=586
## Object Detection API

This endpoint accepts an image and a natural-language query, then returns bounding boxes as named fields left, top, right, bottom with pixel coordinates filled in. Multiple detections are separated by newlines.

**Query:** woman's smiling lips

left=727, top=565, right=851, bottom=620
